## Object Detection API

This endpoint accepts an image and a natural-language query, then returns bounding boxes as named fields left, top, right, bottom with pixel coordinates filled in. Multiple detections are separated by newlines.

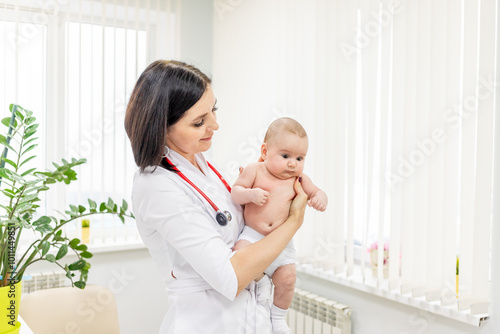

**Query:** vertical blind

left=213, top=0, right=498, bottom=322
left=313, top=0, right=496, bottom=317
left=0, top=0, right=179, bottom=246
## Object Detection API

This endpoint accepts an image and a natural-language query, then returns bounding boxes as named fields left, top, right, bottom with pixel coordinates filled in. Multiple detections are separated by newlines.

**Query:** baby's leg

left=271, top=263, right=296, bottom=334
left=272, top=263, right=296, bottom=308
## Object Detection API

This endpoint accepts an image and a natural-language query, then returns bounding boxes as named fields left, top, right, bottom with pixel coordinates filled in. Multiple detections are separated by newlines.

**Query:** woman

left=125, top=60, right=307, bottom=333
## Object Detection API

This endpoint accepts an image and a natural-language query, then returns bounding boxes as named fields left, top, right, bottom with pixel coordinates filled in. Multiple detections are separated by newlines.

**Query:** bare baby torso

left=244, top=163, right=297, bottom=235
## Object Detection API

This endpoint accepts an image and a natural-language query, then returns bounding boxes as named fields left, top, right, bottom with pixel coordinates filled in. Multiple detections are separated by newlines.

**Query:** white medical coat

left=132, top=151, right=272, bottom=334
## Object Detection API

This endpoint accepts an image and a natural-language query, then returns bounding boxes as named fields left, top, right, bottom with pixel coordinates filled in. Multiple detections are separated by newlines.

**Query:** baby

left=232, top=117, right=327, bottom=334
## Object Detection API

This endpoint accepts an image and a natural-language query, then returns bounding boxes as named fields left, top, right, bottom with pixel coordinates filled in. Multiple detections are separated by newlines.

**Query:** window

left=1, top=0, right=179, bottom=247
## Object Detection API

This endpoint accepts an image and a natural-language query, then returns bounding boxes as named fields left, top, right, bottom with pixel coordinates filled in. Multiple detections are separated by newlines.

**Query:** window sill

left=84, top=239, right=146, bottom=254
left=297, top=263, right=490, bottom=327
left=18, top=238, right=146, bottom=259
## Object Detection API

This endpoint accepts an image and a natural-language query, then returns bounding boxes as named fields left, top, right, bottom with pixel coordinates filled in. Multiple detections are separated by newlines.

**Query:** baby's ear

left=260, top=143, right=267, bottom=162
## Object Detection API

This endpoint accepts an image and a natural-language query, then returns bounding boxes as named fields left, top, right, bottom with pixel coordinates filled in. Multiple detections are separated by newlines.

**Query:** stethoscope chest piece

left=216, top=210, right=232, bottom=226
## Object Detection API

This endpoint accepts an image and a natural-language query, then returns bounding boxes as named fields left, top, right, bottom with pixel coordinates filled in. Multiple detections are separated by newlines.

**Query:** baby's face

left=263, top=132, right=308, bottom=180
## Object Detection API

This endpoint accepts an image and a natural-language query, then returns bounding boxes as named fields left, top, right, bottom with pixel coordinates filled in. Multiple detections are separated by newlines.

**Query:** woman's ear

left=260, top=143, right=267, bottom=162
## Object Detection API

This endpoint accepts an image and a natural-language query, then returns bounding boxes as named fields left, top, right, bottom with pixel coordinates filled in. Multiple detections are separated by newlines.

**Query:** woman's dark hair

left=125, top=60, right=211, bottom=172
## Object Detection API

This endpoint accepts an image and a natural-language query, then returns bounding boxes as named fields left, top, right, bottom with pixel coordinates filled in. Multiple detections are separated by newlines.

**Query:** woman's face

left=165, top=85, right=219, bottom=163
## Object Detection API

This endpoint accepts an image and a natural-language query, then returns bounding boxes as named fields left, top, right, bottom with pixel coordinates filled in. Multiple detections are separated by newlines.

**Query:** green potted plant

left=0, top=104, right=134, bottom=333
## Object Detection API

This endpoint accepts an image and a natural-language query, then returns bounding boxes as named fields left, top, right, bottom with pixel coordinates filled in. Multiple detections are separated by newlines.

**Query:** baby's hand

left=250, top=188, right=269, bottom=206
left=308, top=195, right=327, bottom=212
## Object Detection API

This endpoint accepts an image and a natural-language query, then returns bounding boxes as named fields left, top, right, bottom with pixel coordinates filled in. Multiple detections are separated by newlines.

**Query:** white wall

left=179, top=0, right=213, bottom=76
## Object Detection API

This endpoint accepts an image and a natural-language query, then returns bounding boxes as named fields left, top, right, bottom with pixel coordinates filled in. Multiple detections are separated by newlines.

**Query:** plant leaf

left=0, top=189, right=14, bottom=199
left=19, top=155, right=36, bottom=168
left=0, top=139, right=16, bottom=153
left=32, top=216, right=53, bottom=233
left=21, top=168, right=37, bottom=177
left=65, top=266, right=74, bottom=280
left=1, top=157, right=17, bottom=169
left=23, top=136, right=38, bottom=147
left=52, top=229, right=66, bottom=242
left=33, top=216, right=51, bottom=226
left=68, top=259, right=86, bottom=270
left=23, top=124, right=38, bottom=139
left=80, top=251, right=93, bottom=259
left=88, top=199, right=97, bottom=212
left=25, top=115, right=36, bottom=124
left=56, top=244, right=68, bottom=260
left=1, top=117, right=17, bottom=128
left=121, top=200, right=128, bottom=211
left=0, top=168, right=13, bottom=181
left=40, top=240, right=50, bottom=256
left=16, top=202, right=34, bottom=214
left=25, top=123, right=39, bottom=133
left=0, top=204, right=12, bottom=213
left=45, top=254, right=56, bottom=263
left=14, top=109, right=24, bottom=121
left=34, top=224, right=53, bottom=234
left=74, top=281, right=86, bottom=289
left=69, top=238, right=80, bottom=249
left=62, top=168, right=77, bottom=182
left=21, top=144, right=37, bottom=156
left=69, top=205, right=78, bottom=214
left=75, top=244, right=88, bottom=251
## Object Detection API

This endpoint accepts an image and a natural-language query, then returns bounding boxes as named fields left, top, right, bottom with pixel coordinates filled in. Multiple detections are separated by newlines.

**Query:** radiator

left=287, top=288, right=352, bottom=334
left=21, top=271, right=68, bottom=294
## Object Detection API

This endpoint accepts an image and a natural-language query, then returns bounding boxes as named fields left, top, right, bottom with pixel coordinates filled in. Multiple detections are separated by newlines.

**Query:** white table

left=19, top=316, right=34, bottom=334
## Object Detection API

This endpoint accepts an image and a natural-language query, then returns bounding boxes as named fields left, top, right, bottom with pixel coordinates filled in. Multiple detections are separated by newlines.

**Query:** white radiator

left=287, top=288, right=352, bottom=334
left=21, top=271, right=68, bottom=294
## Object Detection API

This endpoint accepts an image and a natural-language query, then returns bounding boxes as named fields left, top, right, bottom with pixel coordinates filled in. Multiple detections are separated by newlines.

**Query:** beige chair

left=20, top=285, right=120, bottom=334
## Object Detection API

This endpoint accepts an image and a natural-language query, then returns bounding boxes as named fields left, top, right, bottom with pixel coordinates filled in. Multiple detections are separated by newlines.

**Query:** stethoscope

left=165, top=157, right=233, bottom=226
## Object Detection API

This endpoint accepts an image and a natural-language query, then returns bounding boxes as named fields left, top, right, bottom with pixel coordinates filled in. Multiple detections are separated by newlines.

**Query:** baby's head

left=261, top=117, right=308, bottom=180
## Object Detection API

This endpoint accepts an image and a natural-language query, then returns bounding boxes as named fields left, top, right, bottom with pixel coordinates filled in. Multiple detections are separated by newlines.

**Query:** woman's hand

left=289, top=176, right=308, bottom=222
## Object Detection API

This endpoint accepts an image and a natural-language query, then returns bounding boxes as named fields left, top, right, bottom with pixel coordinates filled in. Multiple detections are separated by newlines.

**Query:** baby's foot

left=272, top=319, right=291, bottom=334
left=271, top=304, right=291, bottom=334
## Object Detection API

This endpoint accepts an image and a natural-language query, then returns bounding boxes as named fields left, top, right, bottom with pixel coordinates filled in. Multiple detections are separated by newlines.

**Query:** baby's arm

left=231, top=163, right=269, bottom=206
left=300, top=174, right=328, bottom=212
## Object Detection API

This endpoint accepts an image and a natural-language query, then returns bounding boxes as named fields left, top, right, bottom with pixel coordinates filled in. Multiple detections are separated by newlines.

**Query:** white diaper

left=238, top=225, right=296, bottom=277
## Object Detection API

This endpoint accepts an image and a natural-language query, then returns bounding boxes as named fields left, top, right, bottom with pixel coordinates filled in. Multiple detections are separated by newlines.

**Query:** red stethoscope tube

left=165, top=158, right=232, bottom=226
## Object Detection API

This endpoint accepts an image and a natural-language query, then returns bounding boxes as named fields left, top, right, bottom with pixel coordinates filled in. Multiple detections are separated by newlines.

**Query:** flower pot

left=0, top=281, right=21, bottom=334
left=0, top=322, right=20, bottom=334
